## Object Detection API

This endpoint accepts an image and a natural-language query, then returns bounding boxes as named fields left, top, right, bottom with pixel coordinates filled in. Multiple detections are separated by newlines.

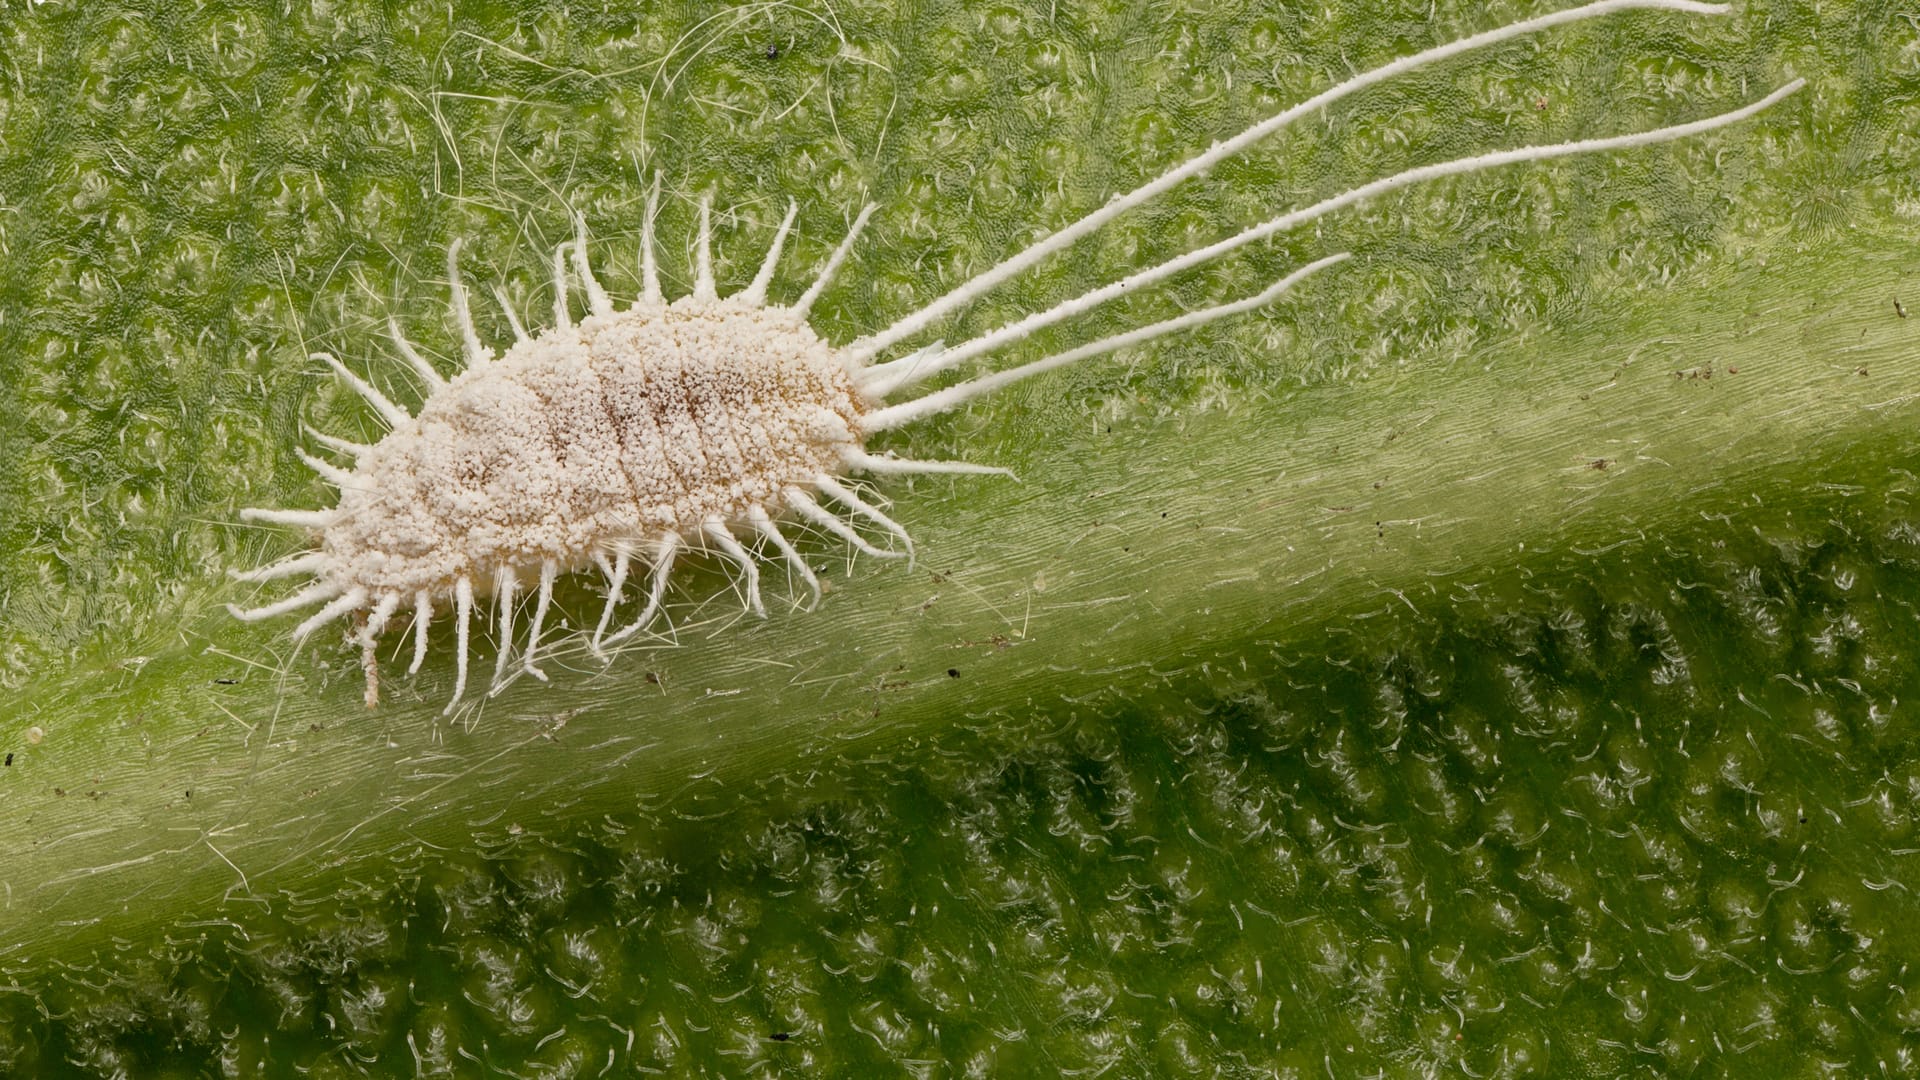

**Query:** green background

left=2, top=0, right=1919, bottom=1074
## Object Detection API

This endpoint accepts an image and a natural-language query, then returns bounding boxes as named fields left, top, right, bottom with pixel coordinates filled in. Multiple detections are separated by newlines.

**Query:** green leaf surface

left=1, top=0, right=1917, bottom=1073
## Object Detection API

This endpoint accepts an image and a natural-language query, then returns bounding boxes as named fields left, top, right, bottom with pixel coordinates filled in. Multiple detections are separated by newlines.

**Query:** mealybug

left=230, top=0, right=1799, bottom=712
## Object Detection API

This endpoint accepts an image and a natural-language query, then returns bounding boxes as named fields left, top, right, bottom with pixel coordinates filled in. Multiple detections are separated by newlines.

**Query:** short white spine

left=749, top=506, right=820, bottom=610
left=387, top=317, right=448, bottom=391
left=791, top=204, right=875, bottom=320
left=409, top=591, right=432, bottom=676
left=445, top=577, right=473, bottom=714
left=693, top=196, right=718, bottom=302
left=703, top=520, right=765, bottom=617
left=573, top=216, right=614, bottom=319
left=447, top=239, right=492, bottom=369
left=639, top=171, right=664, bottom=306
left=740, top=200, right=799, bottom=306
left=314, top=351, right=411, bottom=430
left=785, top=487, right=903, bottom=560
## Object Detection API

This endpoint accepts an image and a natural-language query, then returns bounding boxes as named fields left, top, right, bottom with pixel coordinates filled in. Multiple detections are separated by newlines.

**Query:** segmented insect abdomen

left=584, top=304, right=866, bottom=524
left=321, top=303, right=867, bottom=602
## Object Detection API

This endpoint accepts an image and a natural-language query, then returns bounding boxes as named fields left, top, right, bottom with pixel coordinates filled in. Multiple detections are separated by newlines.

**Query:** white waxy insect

left=230, top=0, right=1801, bottom=713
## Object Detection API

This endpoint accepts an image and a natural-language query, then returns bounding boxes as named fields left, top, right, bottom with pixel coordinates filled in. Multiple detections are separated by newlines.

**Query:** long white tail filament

left=849, top=0, right=1738, bottom=361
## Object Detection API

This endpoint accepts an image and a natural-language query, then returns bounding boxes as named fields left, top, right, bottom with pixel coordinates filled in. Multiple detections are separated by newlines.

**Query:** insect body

left=230, top=0, right=1800, bottom=712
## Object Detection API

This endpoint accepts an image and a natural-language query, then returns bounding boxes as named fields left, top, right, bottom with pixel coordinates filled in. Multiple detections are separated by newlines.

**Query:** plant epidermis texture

left=4, top=0, right=1912, bottom=685
left=5, top=504, right=1920, bottom=1075
left=2, top=0, right=1919, bottom=1075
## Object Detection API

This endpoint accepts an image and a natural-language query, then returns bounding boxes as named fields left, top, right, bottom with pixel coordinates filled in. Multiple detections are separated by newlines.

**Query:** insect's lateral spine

left=294, top=587, right=367, bottom=644
left=694, top=197, right=718, bottom=302
left=792, top=204, right=875, bottom=319
left=522, top=560, right=559, bottom=682
left=445, top=238, right=492, bottom=369
left=702, top=520, right=766, bottom=617
left=494, top=287, right=531, bottom=342
left=239, top=507, right=337, bottom=528
left=231, top=551, right=329, bottom=584
left=572, top=215, right=615, bottom=318
left=305, top=425, right=370, bottom=458
left=409, top=591, right=433, bottom=675
left=640, top=172, right=664, bottom=305
left=387, top=317, right=448, bottom=391
left=549, top=244, right=574, bottom=331
left=228, top=579, right=339, bottom=621
left=590, top=545, right=634, bottom=655
left=491, top=568, right=519, bottom=689
left=313, top=351, right=411, bottom=429
left=360, top=592, right=402, bottom=684
left=450, top=577, right=474, bottom=707
left=749, top=504, right=821, bottom=610
left=742, top=200, right=801, bottom=306
left=785, top=487, right=900, bottom=561
left=296, top=449, right=358, bottom=489
left=814, top=475, right=915, bottom=566
left=600, top=534, right=680, bottom=653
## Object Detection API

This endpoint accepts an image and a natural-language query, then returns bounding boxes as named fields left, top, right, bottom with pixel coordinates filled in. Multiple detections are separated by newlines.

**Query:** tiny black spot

left=3, top=753, right=11, bottom=766
left=947, top=668, right=960, bottom=678
left=766, top=44, right=779, bottom=60
left=1799, top=816, right=1808, bottom=824
left=1161, top=512, right=1168, bottom=518
left=214, top=678, right=237, bottom=685
left=770, top=1032, right=791, bottom=1042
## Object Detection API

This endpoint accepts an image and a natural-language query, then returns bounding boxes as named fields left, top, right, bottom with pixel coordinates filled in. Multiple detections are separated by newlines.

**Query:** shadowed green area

left=8, top=424, right=1920, bottom=1075
left=1, top=0, right=1918, bottom=1074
